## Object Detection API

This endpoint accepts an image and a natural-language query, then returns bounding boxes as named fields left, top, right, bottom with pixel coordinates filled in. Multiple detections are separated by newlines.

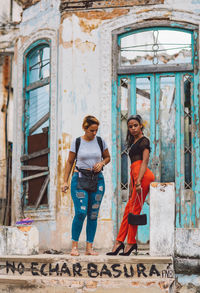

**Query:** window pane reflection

left=184, top=75, right=192, bottom=189
left=28, top=46, right=50, bottom=84
left=29, top=85, right=49, bottom=134
left=160, top=76, right=175, bottom=182
left=136, top=77, right=151, bottom=139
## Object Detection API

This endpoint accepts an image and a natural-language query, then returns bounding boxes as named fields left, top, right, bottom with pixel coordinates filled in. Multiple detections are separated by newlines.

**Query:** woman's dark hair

left=126, top=114, right=144, bottom=148
left=82, top=115, right=99, bottom=129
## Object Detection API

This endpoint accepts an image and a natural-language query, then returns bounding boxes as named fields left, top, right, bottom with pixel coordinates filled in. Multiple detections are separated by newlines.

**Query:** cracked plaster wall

left=9, top=0, right=200, bottom=251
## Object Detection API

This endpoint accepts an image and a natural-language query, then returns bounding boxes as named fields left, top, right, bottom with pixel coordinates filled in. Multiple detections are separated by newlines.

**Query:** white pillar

left=0, top=226, right=39, bottom=255
left=150, top=182, right=175, bottom=256
left=0, top=226, right=7, bottom=255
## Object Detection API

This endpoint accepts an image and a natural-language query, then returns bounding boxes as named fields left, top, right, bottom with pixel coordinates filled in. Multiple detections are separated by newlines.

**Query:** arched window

left=21, top=40, right=50, bottom=208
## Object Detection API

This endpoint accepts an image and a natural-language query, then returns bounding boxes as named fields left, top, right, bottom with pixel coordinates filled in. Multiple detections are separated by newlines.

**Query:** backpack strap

left=75, top=136, right=103, bottom=157
left=97, top=136, right=104, bottom=157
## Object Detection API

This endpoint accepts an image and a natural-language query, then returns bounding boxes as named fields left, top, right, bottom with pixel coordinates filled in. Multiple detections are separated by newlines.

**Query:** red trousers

left=116, top=160, right=155, bottom=244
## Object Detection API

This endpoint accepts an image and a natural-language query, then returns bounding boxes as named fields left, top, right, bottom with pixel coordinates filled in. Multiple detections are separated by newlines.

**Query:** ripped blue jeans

left=71, top=172, right=105, bottom=243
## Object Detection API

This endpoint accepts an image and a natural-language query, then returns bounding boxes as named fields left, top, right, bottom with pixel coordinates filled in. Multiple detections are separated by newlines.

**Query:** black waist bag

left=77, top=168, right=98, bottom=193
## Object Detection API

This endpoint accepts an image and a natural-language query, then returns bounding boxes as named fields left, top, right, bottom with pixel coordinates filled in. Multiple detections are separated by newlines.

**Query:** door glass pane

left=160, top=76, right=175, bottom=182
left=120, top=29, right=192, bottom=66
left=136, top=77, right=151, bottom=138
left=184, top=74, right=192, bottom=189
left=120, top=78, right=129, bottom=193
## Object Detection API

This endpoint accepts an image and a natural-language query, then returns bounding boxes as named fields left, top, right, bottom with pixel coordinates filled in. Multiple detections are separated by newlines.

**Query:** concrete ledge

left=175, top=228, right=200, bottom=258
left=0, top=254, right=174, bottom=280
left=0, top=226, right=39, bottom=255
left=0, top=275, right=175, bottom=293
left=175, top=257, right=200, bottom=274
left=150, top=182, right=175, bottom=257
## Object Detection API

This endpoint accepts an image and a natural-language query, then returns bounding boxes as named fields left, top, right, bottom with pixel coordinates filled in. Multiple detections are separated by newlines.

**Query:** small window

left=21, top=41, right=50, bottom=208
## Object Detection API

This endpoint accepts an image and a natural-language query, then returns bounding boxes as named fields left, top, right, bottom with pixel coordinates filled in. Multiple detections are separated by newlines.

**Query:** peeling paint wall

left=0, top=0, right=21, bottom=213
left=2, top=0, right=200, bottom=256
left=0, top=56, right=7, bottom=201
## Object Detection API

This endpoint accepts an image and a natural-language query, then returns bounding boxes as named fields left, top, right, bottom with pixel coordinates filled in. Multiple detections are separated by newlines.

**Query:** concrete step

left=0, top=275, right=175, bottom=293
left=0, top=254, right=175, bottom=292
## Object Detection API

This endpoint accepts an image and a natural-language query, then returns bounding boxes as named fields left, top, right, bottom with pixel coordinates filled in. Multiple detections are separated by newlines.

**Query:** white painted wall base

left=0, top=227, right=7, bottom=255
left=150, top=183, right=175, bottom=257
left=175, top=228, right=200, bottom=258
left=0, top=226, right=39, bottom=255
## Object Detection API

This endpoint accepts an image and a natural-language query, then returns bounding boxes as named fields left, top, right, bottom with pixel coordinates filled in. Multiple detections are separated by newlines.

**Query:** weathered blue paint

left=150, top=75, right=155, bottom=165
left=111, top=79, right=118, bottom=235
left=191, top=31, right=195, bottom=68
left=130, top=75, right=136, bottom=115
left=192, top=72, right=200, bottom=221
left=175, top=73, right=182, bottom=228
left=170, top=22, right=197, bottom=30
left=137, top=201, right=150, bottom=244
left=116, top=77, right=123, bottom=231
left=155, top=74, right=160, bottom=179
left=184, top=202, right=191, bottom=227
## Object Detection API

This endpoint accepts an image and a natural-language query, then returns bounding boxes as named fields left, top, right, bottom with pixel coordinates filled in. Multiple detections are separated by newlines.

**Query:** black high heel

left=119, top=243, right=137, bottom=256
left=106, top=242, right=125, bottom=256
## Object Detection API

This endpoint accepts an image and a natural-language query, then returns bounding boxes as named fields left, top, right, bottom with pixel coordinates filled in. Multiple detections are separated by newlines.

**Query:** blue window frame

left=21, top=40, right=51, bottom=208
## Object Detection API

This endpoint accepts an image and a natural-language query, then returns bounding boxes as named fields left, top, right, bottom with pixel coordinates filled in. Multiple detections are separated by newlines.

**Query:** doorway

left=113, top=24, right=200, bottom=243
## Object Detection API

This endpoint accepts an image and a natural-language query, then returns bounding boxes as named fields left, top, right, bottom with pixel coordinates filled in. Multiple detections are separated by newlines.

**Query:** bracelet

left=102, top=161, right=106, bottom=166
left=136, top=183, right=141, bottom=187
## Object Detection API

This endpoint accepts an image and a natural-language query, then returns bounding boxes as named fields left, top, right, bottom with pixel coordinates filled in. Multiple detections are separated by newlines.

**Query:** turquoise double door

left=116, top=71, right=200, bottom=244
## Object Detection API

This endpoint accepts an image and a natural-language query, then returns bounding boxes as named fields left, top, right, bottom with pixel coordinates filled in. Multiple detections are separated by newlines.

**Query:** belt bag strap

left=76, top=167, right=99, bottom=178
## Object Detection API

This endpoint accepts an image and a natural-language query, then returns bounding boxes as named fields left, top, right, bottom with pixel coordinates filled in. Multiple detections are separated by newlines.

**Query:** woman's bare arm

left=62, top=151, right=76, bottom=192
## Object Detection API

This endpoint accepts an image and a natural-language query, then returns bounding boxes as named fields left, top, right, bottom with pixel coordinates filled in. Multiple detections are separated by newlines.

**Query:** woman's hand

left=61, top=182, right=69, bottom=193
left=136, top=182, right=142, bottom=194
left=93, top=161, right=104, bottom=173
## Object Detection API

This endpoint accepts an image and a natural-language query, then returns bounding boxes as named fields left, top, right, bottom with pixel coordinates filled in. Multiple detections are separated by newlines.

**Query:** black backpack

left=75, top=136, right=104, bottom=157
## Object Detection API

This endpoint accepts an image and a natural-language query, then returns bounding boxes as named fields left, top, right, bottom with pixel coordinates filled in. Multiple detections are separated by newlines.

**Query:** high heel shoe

left=106, top=242, right=124, bottom=255
left=119, top=243, right=137, bottom=256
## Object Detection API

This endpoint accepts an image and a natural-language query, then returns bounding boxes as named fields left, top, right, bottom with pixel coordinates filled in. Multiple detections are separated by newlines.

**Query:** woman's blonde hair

left=82, top=115, right=99, bottom=129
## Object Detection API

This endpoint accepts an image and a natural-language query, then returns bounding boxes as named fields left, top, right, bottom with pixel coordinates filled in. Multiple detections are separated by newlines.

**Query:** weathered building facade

left=1, top=0, right=200, bottom=290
